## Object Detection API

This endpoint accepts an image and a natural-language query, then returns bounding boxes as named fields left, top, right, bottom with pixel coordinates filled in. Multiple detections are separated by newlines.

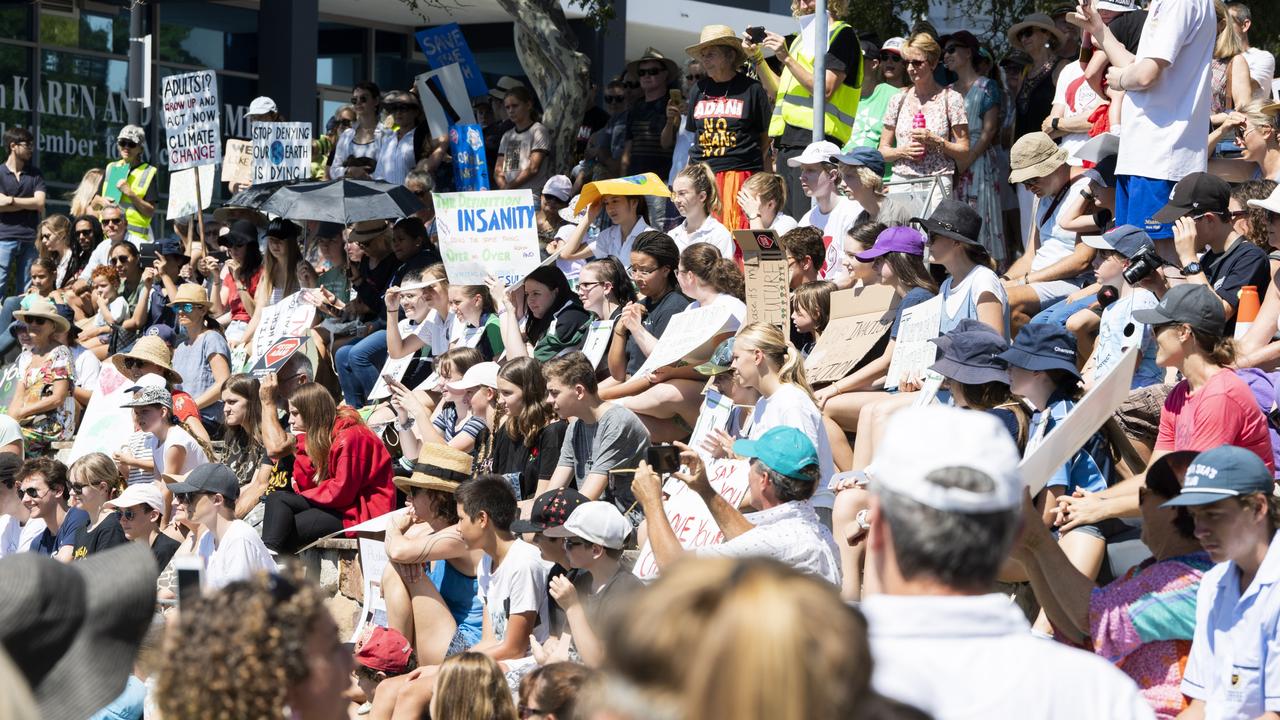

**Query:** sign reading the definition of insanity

left=434, top=190, right=540, bottom=285
left=161, top=70, right=221, bottom=171
left=251, top=122, right=312, bottom=184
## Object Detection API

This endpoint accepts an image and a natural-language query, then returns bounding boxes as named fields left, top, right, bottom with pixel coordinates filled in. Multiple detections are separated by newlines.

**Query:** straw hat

left=1007, top=13, right=1066, bottom=46
left=395, top=443, right=474, bottom=494
left=110, top=336, right=183, bottom=385
left=1008, top=132, right=1069, bottom=184
left=168, top=283, right=210, bottom=308
left=13, top=298, right=70, bottom=334
left=349, top=219, right=391, bottom=244
left=686, top=25, right=747, bottom=66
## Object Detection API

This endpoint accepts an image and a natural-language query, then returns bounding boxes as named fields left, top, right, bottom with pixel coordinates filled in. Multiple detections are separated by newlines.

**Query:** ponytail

left=736, top=321, right=816, bottom=403
left=679, top=162, right=720, bottom=216
left=1191, top=329, right=1236, bottom=366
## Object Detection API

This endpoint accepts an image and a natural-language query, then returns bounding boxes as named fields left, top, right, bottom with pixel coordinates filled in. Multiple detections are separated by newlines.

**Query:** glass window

left=0, top=5, right=32, bottom=42
left=375, top=30, right=417, bottom=92
left=40, top=7, right=129, bottom=55
left=0, top=44, right=33, bottom=139
left=37, top=49, right=131, bottom=187
left=158, top=2, right=258, bottom=74
left=317, top=22, right=364, bottom=88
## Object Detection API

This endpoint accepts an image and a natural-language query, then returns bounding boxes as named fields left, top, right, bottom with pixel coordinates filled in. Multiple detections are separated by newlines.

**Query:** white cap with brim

left=786, top=141, right=842, bottom=168
left=446, top=361, right=500, bottom=392
left=543, top=501, right=632, bottom=550
left=103, top=483, right=165, bottom=513
left=248, top=96, right=277, bottom=115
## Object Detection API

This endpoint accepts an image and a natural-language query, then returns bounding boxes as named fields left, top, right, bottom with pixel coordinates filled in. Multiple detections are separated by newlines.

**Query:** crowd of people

left=1, top=0, right=1280, bottom=717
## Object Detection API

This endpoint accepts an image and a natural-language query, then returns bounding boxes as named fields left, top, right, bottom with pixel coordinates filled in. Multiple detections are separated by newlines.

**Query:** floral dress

left=18, top=345, right=74, bottom=457
left=954, top=76, right=1008, bottom=264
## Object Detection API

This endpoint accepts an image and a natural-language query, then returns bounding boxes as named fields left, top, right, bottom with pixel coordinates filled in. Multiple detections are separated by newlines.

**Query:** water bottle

left=912, top=112, right=926, bottom=130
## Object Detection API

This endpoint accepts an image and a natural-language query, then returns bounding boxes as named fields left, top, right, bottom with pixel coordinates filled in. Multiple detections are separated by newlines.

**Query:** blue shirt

left=28, top=507, right=89, bottom=556
left=429, top=559, right=484, bottom=645
left=1029, top=394, right=1111, bottom=494
left=1182, top=531, right=1280, bottom=719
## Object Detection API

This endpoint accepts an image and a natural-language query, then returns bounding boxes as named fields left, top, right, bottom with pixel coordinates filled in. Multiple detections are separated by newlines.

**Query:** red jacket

left=293, top=411, right=395, bottom=530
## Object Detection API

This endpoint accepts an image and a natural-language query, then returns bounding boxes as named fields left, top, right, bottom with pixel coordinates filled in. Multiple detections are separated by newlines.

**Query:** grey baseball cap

left=165, top=463, right=240, bottom=502
left=1162, top=445, right=1274, bottom=507
left=1132, top=284, right=1226, bottom=336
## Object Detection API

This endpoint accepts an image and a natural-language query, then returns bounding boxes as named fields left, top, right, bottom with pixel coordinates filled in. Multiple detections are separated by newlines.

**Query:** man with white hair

left=860, top=405, right=1155, bottom=720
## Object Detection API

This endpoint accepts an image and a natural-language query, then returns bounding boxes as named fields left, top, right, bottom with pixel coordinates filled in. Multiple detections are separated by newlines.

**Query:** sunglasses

left=120, top=508, right=151, bottom=521
left=624, top=81, right=640, bottom=89
left=351, top=96, right=370, bottom=104
left=563, top=538, right=591, bottom=549
left=907, top=59, right=928, bottom=68
left=117, top=139, right=138, bottom=149
left=336, top=118, right=353, bottom=126
left=123, top=357, right=148, bottom=370
left=20, top=487, right=47, bottom=499
left=77, top=229, right=95, bottom=236
left=70, top=483, right=88, bottom=495
left=174, top=302, right=199, bottom=314
left=102, top=217, right=124, bottom=225
left=177, top=492, right=208, bottom=507
left=26, top=317, right=49, bottom=327
left=881, top=54, right=901, bottom=62
left=109, top=254, right=131, bottom=264
left=636, top=67, right=665, bottom=77
left=384, top=103, right=416, bottom=113
left=943, top=45, right=960, bottom=55
left=604, top=95, right=625, bottom=103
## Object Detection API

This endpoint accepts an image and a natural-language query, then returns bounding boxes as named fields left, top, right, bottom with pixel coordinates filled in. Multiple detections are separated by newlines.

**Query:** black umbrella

left=258, top=178, right=424, bottom=224
left=212, top=180, right=294, bottom=227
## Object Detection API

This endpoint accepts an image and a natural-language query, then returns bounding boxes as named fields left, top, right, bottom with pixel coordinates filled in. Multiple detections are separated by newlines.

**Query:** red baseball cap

left=354, top=626, right=413, bottom=674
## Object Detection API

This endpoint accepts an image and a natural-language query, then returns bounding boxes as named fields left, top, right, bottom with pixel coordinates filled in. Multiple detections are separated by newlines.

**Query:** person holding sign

left=602, top=232, right=690, bottom=387
left=94, top=126, right=157, bottom=245
left=490, top=265, right=591, bottom=362
left=235, top=219, right=304, bottom=353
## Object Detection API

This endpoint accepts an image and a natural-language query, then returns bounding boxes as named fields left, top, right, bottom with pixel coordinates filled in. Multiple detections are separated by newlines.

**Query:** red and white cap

left=881, top=37, right=906, bottom=56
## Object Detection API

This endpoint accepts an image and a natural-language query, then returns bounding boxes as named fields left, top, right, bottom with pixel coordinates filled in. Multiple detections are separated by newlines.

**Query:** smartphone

left=647, top=444, right=681, bottom=475
left=668, top=89, right=683, bottom=106
left=746, top=25, right=766, bottom=43
left=174, top=555, right=203, bottom=609
left=381, top=372, right=398, bottom=387
left=209, top=250, right=229, bottom=263
left=139, top=243, right=160, bottom=268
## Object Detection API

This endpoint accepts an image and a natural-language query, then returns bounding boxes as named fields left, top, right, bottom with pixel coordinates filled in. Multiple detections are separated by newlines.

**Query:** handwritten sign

left=884, top=295, right=942, bottom=390
left=734, top=230, right=789, bottom=330
left=635, top=303, right=735, bottom=377
left=221, top=139, right=253, bottom=186
left=161, top=69, right=221, bottom=171
left=251, top=122, right=312, bottom=185
left=68, top=363, right=135, bottom=463
left=580, top=319, right=615, bottom=368
left=633, top=459, right=752, bottom=580
left=251, top=292, right=316, bottom=366
left=805, top=285, right=899, bottom=384
left=165, top=164, right=215, bottom=218
left=414, top=23, right=488, bottom=98
left=434, top=190, right=540, bottom=285
left=451, top=124, right=490, bottom=192
left=368, top=354, right=416, bottom=402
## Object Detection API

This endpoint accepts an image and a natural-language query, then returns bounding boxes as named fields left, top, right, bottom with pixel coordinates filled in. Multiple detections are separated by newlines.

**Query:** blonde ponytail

left=737, top=322, right=816, bottom=402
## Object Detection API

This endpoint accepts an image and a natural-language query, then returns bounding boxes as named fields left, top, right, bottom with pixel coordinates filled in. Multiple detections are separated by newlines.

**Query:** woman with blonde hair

left=1209, top=99, right=1280, bottom=183
left=67, top=451, right=127, bottom=558
left=237, top=218, right=304, bottom=351
left=738, top=171, right=797, bottom=234
left=69, top=168, right=103, bottom=218
left=669, top=163, right=735, bottom=258
left=1209, top=0, right=1256, bottom=126
left=429, top=652, right=518, bottom=720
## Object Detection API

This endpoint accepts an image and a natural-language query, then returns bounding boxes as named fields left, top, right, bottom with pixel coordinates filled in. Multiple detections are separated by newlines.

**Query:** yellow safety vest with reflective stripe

left=768, top=21, right=863, bottom=145
left=107, top=160, right=156, bottom=244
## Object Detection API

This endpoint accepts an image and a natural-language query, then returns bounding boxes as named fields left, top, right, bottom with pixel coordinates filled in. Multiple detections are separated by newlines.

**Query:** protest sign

left=414, top=24, right=488, bottom=98
left=451, top=124, right=489, bottom=191
left=368, top=354, right=418, bottom=402
left=434, top=190, right=541, bottom=285
left=884, top=295, right=942, bottom=390
left=221, top=139, right=253, bottom=186
left=68, top=363, right=134, bottom=462
left=251, top=122, right=311, bottom=185
left=733, top=230, right=789, bottom=330
left=633, top=459, right=752, bottom=580
left=1020, top=344, right=1139, bottom=495
left=688, top=390, right=735, bottom=461
left=805, top=285, right=899, bottom=384
left=160, top=69, right=221, bottom=171
left=166, top=164, right=215, bottom=218
left=250, top=291, right=316, bottom=365
left=580, top=319, right=616, bottom=368
left=351, top=536, right=391, bottom=643
left=248, top=336, right=309, bottom=378
left=635, top=302, right=735, bottom=377
left=103, top=163, right=129, bottom=204
left=0, top=365, right=19, bottom=415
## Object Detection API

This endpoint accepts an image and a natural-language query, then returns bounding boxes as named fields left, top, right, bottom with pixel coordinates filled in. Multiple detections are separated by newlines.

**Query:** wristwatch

left=1050, top=117, right=1060, bottom=133
left=1182, top=261, right=1203, bottom=276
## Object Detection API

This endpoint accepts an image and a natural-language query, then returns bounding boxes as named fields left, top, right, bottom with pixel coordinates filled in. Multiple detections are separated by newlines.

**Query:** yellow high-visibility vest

left=107, top=160, right=156, bottom=243
left=768, top=21, right=863, bottom=145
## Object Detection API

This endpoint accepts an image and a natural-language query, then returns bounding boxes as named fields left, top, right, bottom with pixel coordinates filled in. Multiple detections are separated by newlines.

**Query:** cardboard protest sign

left=166, top=164, right=215, bottom=218
left=450, top=124, right=489, bottom=191
left=248, top=336, right=309, bottom=378
left=434, top=190, right=541, bottom=285
left=884, top=295, right=942, bottom=390
left=250, top=291, right=317, bottom=365
left=160, top=69, right=221, bottom=171
left=1019, top=344, right=1139, bottom=495
left=351, top=536, right=391, bottom=642
left=574, top=174, right=671, bottom=214
left=580, top=319, right=616, bottom=368
left=805, top=285, right=899, bottom=384
left=633, top=459, right=752, bottom=580
left=733, top=230, right=789, bottom=330
left=414, top=23, right=488, bottom=98
left=221, top=139, right=253, bottom=186
left=635, top=302, right=735, bottom=377
left=68, top=363, right=135, bottom=462
left=251, top=122, right=311, bottom=185
left=103, top=163, right=129, bottom=204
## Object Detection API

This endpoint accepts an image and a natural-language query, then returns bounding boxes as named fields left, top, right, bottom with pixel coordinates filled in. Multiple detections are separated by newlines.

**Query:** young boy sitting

left=352, top=625, right=415, bottom=715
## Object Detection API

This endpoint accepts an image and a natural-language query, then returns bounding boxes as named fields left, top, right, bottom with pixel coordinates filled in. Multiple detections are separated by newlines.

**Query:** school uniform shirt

left=799, top=196, right=862, bottom=282
left=71, top=512, right=127, bottom=560
left=699, top=500, right=840, bottom=585
left=1200, top=237, right=1271, bottom=336
left=668, top=216, right=735, bottom=259
left=1155, top=369, right=1274, bottom=471
left=588, top=218, right=651, bottom=268
left=413, top=308, right=455, bottom=358
left=27, top=507, right=89, bottom=556
left=477, top=538, right=554, bottom=645
left=768, top=213, right=799, bottom=236
left=686, top=73, right=771, bottom=173
left=1027, top=394, right=1112, bottom=496
left=531, top=301, right=592, bottom=362
left=198, top=519, right=278, bottom=590
left=1182, top=531, right=1280, bottom=719
left=748, top=384, right=835, bottom=510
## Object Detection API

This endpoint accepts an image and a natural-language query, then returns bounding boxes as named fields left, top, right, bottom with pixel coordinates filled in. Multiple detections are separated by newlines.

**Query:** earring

left=1044, top=42, right=1052, bottom=49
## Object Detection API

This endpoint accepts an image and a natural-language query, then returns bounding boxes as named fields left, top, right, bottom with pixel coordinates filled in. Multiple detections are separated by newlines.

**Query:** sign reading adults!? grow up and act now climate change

left=434, top=190, right=540, bottom=285
left=251, top=122, right=312, bottom=184
left=160, top=70, right=221, bottom=171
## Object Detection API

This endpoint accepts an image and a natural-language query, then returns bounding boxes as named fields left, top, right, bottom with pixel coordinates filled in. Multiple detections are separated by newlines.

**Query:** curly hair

left=89, top=263, right=121, bottom=288
left=156, top=570, right=329, bottom=720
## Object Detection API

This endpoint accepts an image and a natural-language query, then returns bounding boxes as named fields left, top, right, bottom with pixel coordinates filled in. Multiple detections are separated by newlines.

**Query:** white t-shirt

left=0, top=515, right=20, bottom=558
left=1243, top=47, right=1276, bottom=100
left=17, top=518, right=46, bottom=555
left=589, top=218, right=652, bottom=267
left=800, top=197, right=863, bottom=283
left=0, top=416, right=23, bottom=454
left=1116, top=0, right=1215, bottom=181
left=1031, top=177, right=1091, bottom=273
left=71, top=345, right=101, bottom=392
left=153, top=426, right=209, bottom=477
left=748, top=384, right=835, bottom=510
left=477, top=539, right=553, bottom=646
left=1053, top=62, right=1103, bottom=166
left=552, top=224, right=586, bottom=281
left=669, top=216, right=736, bottom=259
left=686, top=293, right=748, bottom=334
left=94, top=296, right=129, bottom=328
left=199, top=520, right=278, bottom=590
left=412, top=308, right=455, bottom=358
left=940, top=265, right=1009, bottom=336
left=769, top=213, right=799, bottom=236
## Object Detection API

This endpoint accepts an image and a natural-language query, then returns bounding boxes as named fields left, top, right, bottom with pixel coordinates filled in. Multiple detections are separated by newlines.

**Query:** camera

left=1122, top=247, right=1164, bottom=285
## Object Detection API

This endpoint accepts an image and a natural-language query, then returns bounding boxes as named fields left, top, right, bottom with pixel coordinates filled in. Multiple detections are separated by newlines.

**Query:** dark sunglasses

left=76, top=229, right=95, bottom=236
left=20, top=487, right=46, bottom=499
left=26, top=317, right=49, bottom=326
left=117, top=139, right=138, bottom=149
left=563, top=538, right=591, bottom=549
left=907, top=59, right=928, bottom=68
left=350, top=96, right=370, bottom=104
left=70, top=483, right=88, bottom=495
left=604, top=95, right=625, bottom=103
left=943, top=45, right=960, bottom=55
left=881, top=54, right=902, bottom=62
left=177, top=492, right=208, bottom=506
left=336, top=118, right=353, bottom=126
left=110, top=254, right=132, bottom=264
left=102, top=217, right=124, bottom=225
left=384, top=103, right=416, bottom=113
left=123, top=357, right=147, bottom=370
left=636, top=67, right=665, bottom=77
left=120, top=508, right=150, bottom=521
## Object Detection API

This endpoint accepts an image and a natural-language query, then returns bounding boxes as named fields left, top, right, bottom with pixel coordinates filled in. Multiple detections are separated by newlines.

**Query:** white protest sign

left=415, top=64, right=476, bottom=140
left=434, top=190, right=540, bottom=285
left=580, top=319, right=615, bottom=368
left=165, top=164, right=215, bottom=218
left=250, top=291, right=317, bottom=365
left=688, top=390, right=735, bottom=462
left=161, top=69, right=221, bottom=171
left=251, top=122, right=312, bottom=185
left=368, top=354, right=416, bottom=402
left=351, top=536, right=391, bottom=643
left=884, top=295, right=942, bottom=390
left=633, top=459, right=752, bottom=580
left=1019, top=344, right=1139, bottom=495
left=635, top=303, right=735, bottom=377
left=68, top=362, right=136, bottom=462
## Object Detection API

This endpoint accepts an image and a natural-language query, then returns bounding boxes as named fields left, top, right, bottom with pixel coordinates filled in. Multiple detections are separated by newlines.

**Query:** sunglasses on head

left=117, top=139, right=138, bottom=149
left=636, top=67, right=665, bottom=77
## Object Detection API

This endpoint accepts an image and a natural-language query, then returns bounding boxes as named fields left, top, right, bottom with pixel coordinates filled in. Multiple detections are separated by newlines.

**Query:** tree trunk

left=496, top=0, right=592, bottom=176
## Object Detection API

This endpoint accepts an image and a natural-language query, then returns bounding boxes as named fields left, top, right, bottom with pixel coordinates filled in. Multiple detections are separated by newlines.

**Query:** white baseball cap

left=868, top=406, right=1023, bottom=512
left=542, top=175, right=573, bottom=202
left=446, top=361, right=500, bottom=392
left=1095, top=0, right=1138, bottom=12
left=104, top=483, right=165, bottom=514
left=544, top=501, right=632, bottom=549
left=881, top=37, right=906, bottom=56
left=786, top=140, right=841, bottom=168
left=248, top=96, right=277, bottom=116
left=1248, top=184, right=1280, bottom=215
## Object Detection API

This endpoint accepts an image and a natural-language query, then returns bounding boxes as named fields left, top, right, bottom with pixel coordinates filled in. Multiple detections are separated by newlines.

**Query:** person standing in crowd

left=846, top=40, right=902, bottom=154
left=880, top=37, right=910, bottom=89
left=623, top=50, right=681, bottom=229
left=66, top=453, right=126, bottom=560
left=0, top=127, right=45, bottom=298
left=662, top=60, right=700, bottom=190
left=96, top=125, right=157, bottom=245
left=170, top=463, right=276, bottom=589
left=945, top=30, right=1007, bottom=265
left=861, top=406, right=1156, bottom=719
left=331, top=81, right=386, bottom=179
left=1208, top=0, right=1255, bottom=127
left=683, top=25, right=771, bottom=231
left=494, top=86, right=553, bottom=197
left=746, top=0, right=862, bottom=220
left=880, top=33, right=969, bottom=208
left=17, top=457, right=87, bottom=560
left=1009, top=13, right=1068, bottom=143
left=1227, top=2, right=1275, bottom=99
left=374, top=90, right=427, bottom=187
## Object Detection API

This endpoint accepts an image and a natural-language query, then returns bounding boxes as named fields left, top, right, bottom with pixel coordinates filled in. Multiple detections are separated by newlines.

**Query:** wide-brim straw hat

left=1008, top=131, right=1069, bottom=184
left=168, top=283, right=210, bottom=308
left=110, top=336, right=183, bottom=385
left=349, top=219, right=392, bottom=243
left=1008, top=13, right=1066, bottom=46
left=395, top=443, right=474, bottom=494
left=13, top=298, right=70, bottom=334
left=686, top=25, right=747, bottom=65
left=626, top=48, right=680, bottom=81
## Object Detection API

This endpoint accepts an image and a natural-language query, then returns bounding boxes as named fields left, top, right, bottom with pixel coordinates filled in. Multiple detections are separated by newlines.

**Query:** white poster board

left=635, top=303, right=735, bottom=377
left=350, top=536, right=391, bottom=643
left=580, top=319, right=615, bottom=368
left=633, top=459, right=752, bottom=580
left=68, top=363, right=136, bottom=462
left=1019, top=344, right=1139, bottom=495
left=884, top=295, right=942, bottom=390
left=250, top=291, right=317, bottom=365
left=368, top=354, right=416, bottom=402
left=251, top=122, right=312, bottom=184
left=414, top=64, right=476, bottom=139
left=434, top=190, right=541, bottom=285
left=160, top=69, right=221, bottom=171
left=165, top=164, right=216, bottom=218
left=688, top=390, right=735, bottom=462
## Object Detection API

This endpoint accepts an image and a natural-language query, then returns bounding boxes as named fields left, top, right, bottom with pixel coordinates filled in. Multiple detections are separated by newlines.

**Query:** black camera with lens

left=1122, top=248, right=1164, bottom=285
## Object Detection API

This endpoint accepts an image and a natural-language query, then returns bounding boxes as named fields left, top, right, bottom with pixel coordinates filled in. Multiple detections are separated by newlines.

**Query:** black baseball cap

left=1152, top=172, right=1231, bottom=224
left=510, top=487, right=589, bottom=534
left=1132, top=284, right=1227, bottom=336
left=165, top=463, right=240, bottom=502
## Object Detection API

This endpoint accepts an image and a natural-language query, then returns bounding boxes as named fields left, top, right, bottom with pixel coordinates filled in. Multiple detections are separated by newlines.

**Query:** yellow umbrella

left=573, top=172, right=672, bottom=214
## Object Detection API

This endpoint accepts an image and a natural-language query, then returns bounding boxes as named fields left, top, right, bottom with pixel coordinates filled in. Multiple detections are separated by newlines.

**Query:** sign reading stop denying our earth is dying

left=251, top=122, right=311, bottom=184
